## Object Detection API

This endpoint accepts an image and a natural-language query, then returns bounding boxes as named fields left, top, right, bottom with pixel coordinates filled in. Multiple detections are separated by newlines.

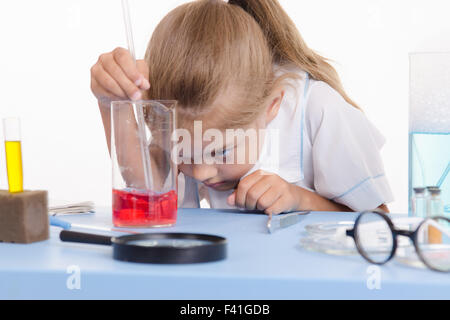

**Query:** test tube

left=3, top=118, right=23, bottom=193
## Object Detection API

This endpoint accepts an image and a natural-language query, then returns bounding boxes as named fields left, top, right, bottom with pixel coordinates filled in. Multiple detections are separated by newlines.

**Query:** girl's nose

left=191, top=164, right=218, bottom=182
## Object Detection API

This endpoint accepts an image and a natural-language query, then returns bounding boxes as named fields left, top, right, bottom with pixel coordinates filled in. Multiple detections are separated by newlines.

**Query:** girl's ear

left=265, top=89, right=285, bottom=125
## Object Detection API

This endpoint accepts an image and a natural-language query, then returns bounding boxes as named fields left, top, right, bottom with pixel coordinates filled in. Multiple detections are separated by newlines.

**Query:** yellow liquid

left=5, top=141, right=23, bottom=193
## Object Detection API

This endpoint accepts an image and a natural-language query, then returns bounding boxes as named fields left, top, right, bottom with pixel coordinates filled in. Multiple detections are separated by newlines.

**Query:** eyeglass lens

left=416, top=218, right=450, bottom=272
left=355, top=212, right=394, bottom=264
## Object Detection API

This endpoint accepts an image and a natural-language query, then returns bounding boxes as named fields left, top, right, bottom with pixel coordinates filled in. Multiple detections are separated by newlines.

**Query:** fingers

left=112, top=48, right=142, bottom=85
left=136, top=60, right=150, bottom=81
left=100, top=52, right=142, bottom=101
left=91, top=63, right=127, bottom=100
left=91, top=48, right=151, bottom=103
left=228, top=170, right=297, bottom=215
left=265, top=195, right=290, bottom=215
left=91, top=79, right=118, bottom=104
left=256, top=188, right=283, bottom=212
left=113, top=48, right=150, bottom=90
left=244, top=179, right=271, bottom=210
left=113, top=48, right=151, bottom=90
left=233, top=171, right=266, bottom=209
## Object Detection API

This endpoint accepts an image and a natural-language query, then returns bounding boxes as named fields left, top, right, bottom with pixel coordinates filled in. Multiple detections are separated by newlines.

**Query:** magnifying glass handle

left=60, top=230, right=112, bottom=246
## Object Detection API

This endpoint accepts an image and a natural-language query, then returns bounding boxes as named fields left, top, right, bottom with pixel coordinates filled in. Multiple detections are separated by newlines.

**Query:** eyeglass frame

left=345, top=211, right=450, bottom=273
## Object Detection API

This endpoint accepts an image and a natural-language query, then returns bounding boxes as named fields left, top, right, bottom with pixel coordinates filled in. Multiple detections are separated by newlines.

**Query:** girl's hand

left=227, top=170, right=307, bottom=215
left=90, top=47, right=150, bottom=104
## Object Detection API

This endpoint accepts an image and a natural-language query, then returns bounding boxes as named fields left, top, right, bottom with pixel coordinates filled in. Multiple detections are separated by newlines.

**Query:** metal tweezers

left=267, top=211, right=311, bottom=234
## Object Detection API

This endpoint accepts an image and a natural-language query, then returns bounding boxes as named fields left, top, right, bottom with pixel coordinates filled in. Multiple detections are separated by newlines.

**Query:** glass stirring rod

left=3, top=118, right=23, bottom=193
left=120, top=0, right=154, bottom=191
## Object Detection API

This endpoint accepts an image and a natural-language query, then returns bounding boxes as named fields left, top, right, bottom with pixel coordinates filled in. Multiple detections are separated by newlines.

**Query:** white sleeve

left=306, top=81, right=394, bottom=212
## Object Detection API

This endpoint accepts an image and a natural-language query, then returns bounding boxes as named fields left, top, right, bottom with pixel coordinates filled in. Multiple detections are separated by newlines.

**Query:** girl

left=91, top=0, right=394, bottom=214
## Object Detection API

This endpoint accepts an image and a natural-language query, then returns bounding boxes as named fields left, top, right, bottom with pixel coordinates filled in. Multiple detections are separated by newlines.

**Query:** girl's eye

left=219, top=148, right=232, bottom=158
left=209, top=147, right=234, bottom=161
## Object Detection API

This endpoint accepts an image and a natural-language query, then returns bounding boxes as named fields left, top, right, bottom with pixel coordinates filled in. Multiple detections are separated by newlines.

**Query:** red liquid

left=113, top=189, right=178, bottom=228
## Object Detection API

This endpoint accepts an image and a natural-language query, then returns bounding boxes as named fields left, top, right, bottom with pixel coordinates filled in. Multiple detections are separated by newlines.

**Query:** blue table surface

left=0, top=208, right=449, bottom=300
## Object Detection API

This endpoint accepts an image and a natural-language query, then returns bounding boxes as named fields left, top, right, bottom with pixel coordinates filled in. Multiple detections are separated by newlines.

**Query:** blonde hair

left=145, top=0, right=359, bottom=128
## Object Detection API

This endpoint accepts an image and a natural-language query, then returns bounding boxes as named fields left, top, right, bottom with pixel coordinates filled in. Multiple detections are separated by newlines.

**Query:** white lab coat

left=178, top=67, right=395, bottom=212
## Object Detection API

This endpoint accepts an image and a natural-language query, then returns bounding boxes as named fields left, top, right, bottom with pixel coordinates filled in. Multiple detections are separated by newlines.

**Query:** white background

left=0, top=0, right=449, bottom=213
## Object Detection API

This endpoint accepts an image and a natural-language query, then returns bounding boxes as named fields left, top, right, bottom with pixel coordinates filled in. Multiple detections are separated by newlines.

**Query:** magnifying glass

left=60, top=231, right=227, bottom=264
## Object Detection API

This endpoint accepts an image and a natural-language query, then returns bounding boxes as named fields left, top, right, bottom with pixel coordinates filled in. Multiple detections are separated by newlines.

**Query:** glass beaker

left=409, top=53, right=450, bottom=216
left=111, top=100, right=178, bottom=228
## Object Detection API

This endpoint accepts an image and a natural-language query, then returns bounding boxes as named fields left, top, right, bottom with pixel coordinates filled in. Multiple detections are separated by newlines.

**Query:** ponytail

left=228, top=0, right=360, bottom=110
